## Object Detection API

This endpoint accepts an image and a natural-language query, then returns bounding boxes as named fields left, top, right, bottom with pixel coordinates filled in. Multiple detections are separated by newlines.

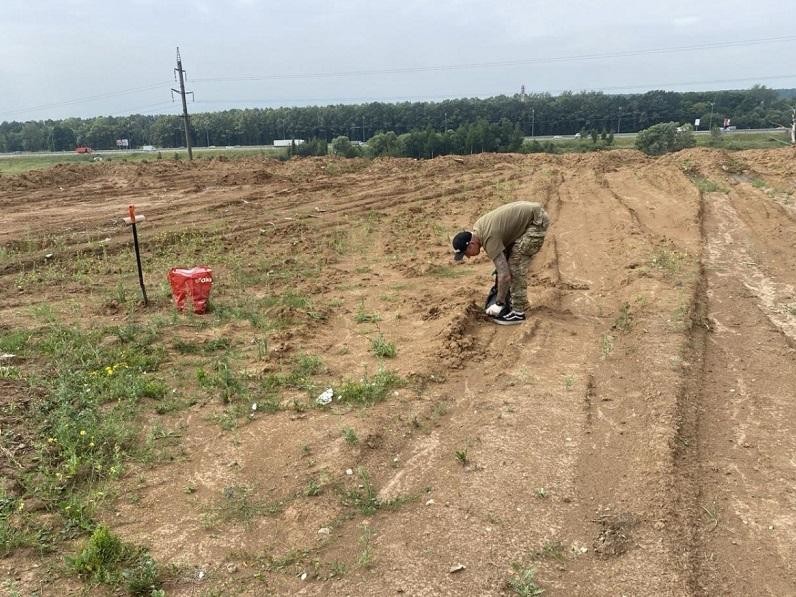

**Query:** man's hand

left=485, top=303, right=504, bottom=317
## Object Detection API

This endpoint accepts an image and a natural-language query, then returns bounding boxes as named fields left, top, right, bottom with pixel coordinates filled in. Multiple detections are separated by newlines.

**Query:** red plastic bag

left=168, top=266, right=213, bottom=314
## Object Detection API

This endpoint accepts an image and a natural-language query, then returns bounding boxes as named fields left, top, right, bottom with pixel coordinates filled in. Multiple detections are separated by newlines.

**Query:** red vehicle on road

left=75, top=145, right=93, bottom=154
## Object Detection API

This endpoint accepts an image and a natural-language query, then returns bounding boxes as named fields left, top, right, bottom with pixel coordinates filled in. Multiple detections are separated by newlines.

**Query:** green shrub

left=635, top=122, right=695, bottom=155
left=68, top=525, right=161, bottom=594
left=293, top=137, right=328, bottom=157
left=331, top=136, right=359, bottom=158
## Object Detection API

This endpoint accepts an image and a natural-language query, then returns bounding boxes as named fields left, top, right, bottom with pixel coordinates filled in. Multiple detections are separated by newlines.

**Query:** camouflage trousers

left=506, top=225, right=546, bottom=312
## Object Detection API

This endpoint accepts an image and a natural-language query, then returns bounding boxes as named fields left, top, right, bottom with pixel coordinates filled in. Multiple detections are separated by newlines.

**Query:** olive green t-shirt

left=472, top=201, right=549, bottom=260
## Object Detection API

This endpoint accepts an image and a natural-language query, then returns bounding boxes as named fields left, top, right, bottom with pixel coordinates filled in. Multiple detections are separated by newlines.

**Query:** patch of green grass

left=507, top=563, right=544, bottom=596
left=19, top=324, right=171, bottom=498
left=210, top=402, right=251, bottom=431
left=342, top=427, right=359, bottom=445
left=203, top=486, right=283, bottom=528
left=0, top=154, right=99, bottom=175
left=336, top=369, right=403, bottom=406
left=304, top=479, right=322, bottom=497
left=197, top=358, right=245, bottom=403
left=67, top=525, right=162, bottom=594
left=0, top=330, right=31, bottom=354
left=750, top=177, right=767, bottom=189
left=264, top=548, right=311, bottom=572
left=0, top=366, right=22, bottom=380
left=370, top=335, right=397, bottom=358
left=172, top=337, right=231, bottom=355
left=210, top=301, right=271, bottom=330
left=701, top=131, right=790, bottom=150
left=259, top=291, right=327, bottom=323
left=691, top=175, right=726, bottom=193
left=0, top=492, right=39, bottom=555
left=649, top=248, right=687, bottom=278
left=260, top=353, right=324, bottom=397
left=455, top=448, right=469, bottom=466
left=354, top=302, right=381, bottom=324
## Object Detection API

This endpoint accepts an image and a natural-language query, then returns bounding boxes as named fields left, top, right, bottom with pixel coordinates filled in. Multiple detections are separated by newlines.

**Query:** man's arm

left=493, top=253, right=512, bottom=304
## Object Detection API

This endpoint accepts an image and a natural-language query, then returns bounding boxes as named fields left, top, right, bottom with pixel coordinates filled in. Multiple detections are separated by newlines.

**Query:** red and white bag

left=168, top=266, right=213, bottom=314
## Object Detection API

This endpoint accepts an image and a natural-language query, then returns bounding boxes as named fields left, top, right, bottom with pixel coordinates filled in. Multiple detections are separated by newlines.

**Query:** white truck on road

left=273, top=139, right=304, bottom=147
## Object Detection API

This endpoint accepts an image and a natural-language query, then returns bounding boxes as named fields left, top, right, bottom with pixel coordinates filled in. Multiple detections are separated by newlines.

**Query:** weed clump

left=343, top=468, right=415, bottom=515
left=507, top=563, right=544, bottom=596
left=354, top=302, right=381, bottom=324
left=370, top=335, right=397, bottom=358
left=342, top=427, right=359, bottom=445
left=202, top=486, right=283, bottom=528
left=68, top=525, right=161, bottom=594
left=336, top=370, right=402, bottom=405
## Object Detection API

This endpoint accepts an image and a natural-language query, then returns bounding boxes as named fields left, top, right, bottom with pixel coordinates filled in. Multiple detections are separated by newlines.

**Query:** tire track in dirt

left=552, top=164, right=703, bottom=595
left=685, top=187, right=796, bottom=595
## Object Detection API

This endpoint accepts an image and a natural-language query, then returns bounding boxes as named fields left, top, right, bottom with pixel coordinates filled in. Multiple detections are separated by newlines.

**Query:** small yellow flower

left=80, top=430, right=87, bottom=436
left=17, top=500, right=24, bottom=512
left=48, top=437, right=56, bottom=443
left=89, top=442, right=95, bottom=447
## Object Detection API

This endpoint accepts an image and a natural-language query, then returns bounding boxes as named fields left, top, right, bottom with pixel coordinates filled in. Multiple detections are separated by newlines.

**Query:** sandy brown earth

left=1, top=148, right=794, bottom=595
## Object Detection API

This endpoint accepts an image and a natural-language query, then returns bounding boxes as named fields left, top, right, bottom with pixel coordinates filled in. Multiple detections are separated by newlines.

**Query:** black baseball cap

left=452, top=231, right=472, bottom=261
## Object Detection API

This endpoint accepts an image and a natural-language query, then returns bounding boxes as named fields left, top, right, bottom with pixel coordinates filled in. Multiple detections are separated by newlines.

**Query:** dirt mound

left=0, top=162, right=105, bottom=191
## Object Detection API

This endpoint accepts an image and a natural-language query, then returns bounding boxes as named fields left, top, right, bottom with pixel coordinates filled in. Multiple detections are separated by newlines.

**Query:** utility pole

left=521, top=85, right=534, bottom=138
left=791, top=106, right=796, bottom=145
left=172, top=47, right=194, bottom=160
left=708, top=98, right=716, bottom=131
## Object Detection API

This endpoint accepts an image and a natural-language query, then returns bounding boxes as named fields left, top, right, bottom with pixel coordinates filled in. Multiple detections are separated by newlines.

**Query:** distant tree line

left=0, top=85, right=791, bottom=153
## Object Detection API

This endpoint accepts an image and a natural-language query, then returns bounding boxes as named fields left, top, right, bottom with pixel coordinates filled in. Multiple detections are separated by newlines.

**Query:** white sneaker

left=491, top=310, right=526, bottom=325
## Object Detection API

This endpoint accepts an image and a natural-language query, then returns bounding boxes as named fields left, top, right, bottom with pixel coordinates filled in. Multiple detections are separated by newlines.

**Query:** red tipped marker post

left=123, top=204, right=148, bottom=306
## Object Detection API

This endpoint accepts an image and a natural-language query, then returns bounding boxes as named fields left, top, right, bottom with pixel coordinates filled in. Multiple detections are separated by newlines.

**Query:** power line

left=3, top=35, right=795, bottom=120
left=0, top=82, right=171, bottom=118
left=185, top=73, right=796, bottom=109
left=192, top=35, right=796, bottom=83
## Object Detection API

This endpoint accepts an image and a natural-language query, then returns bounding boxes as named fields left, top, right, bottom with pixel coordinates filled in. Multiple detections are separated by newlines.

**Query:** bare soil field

left=1, top=148, right=794, bottom=595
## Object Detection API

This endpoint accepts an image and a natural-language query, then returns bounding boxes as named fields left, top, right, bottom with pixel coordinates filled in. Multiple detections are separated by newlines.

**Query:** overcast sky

left=2, top=0, right=794, bottom=122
